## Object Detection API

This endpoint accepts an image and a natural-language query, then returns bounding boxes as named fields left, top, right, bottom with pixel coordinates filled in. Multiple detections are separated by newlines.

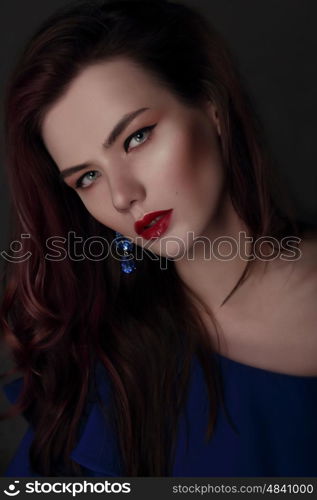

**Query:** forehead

left=41, top=58, right=178, bottom=168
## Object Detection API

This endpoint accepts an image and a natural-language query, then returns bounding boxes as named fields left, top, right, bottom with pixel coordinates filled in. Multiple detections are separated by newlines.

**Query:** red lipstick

left=134, top=209, right=173, bottom=240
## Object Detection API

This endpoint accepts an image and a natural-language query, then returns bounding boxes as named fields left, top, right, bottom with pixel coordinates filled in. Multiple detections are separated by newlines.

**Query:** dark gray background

left=0, top=0, right=316, bottom=475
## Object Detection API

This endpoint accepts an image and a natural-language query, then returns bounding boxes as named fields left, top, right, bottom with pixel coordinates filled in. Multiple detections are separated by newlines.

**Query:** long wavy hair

left=1, top=0, right=299, bottom=476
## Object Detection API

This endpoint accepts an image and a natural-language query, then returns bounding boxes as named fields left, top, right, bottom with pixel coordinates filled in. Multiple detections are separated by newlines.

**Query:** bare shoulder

left=279, top=229, right=317, bottom=375
left=280, top=229, right=317, bottom=328
left=214, top=230, right=317, bottom=376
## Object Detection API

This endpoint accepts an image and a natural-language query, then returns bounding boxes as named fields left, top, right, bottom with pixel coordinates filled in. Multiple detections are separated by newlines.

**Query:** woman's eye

left=124, top=124, right=156, bottom=152
left=74, top=125, right=156, bottom=189
left=75, top=170, right=100, bottom=189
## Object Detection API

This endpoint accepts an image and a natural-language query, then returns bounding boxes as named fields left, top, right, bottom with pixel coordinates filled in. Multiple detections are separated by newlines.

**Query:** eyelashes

left=124, top=124, right=156, bottom=152
left=75, top=124, right=157, bottom=190
left=75, top=170, right=101, bottom=189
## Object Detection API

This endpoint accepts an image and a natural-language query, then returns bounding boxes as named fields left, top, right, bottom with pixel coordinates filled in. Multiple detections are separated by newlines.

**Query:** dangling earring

left=114, top=231, right=136, bottom=274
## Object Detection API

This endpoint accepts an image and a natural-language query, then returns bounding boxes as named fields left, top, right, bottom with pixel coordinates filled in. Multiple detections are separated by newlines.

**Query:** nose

left=108, top=170, right=145, bottom=212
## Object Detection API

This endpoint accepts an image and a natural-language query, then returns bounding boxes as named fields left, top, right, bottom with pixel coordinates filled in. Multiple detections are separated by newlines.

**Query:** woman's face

left=42, top=58, right=226, bottom=259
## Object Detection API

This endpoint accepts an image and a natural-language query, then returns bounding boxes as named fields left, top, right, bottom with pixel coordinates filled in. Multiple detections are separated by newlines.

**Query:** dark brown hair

left=1, top=0, right=298, bottom=476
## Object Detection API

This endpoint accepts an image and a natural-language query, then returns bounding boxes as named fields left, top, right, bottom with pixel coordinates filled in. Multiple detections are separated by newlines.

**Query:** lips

left=134, top=209, right=173, bottom=239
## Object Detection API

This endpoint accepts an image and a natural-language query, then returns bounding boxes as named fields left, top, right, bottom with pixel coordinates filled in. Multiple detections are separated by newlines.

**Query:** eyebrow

left=59, top=106, right=150, bottom=181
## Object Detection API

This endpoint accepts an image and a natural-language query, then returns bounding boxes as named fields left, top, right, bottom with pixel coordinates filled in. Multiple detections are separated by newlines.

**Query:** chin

left=148, top=231, right=196, bottom=260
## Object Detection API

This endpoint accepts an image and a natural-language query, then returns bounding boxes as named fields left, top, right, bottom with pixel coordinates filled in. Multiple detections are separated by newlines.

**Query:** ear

left=204, top=100, right=221, bottom=137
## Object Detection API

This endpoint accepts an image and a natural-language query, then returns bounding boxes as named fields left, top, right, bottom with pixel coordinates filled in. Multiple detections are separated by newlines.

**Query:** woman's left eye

left=124, top=124, right=156, bottom=152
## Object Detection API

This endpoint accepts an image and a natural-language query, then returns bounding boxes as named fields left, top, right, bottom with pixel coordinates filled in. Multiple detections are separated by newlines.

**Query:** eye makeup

left=74, top=123, right=157, bottom=189
left=123, top=124, right=157, bottom=152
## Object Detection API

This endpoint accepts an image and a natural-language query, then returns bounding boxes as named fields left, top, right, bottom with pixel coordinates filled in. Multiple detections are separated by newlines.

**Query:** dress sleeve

left=3, top=379, right=39, bottom=477
left=70, top=362, right=124, bottom=476
left=2, top=364, right=123, bottom=477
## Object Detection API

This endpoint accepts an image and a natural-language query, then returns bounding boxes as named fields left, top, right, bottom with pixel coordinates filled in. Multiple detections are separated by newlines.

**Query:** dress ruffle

left=3, top=363, right=123, bottom=477
left=5, top=354, right=317, bottom=477
left=70, top=362, right=123, bottom=476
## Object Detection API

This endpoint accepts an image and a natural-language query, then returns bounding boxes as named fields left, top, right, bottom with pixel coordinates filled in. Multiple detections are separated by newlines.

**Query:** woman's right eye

left=75, top=170, right=100, bottom=189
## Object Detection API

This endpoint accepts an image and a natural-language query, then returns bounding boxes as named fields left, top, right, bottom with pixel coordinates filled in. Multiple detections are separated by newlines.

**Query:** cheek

left=158, top=120, right=224, bottom=205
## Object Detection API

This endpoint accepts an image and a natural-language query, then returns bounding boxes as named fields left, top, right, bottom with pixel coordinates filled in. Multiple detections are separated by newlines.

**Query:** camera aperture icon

left=4, top=481, right=20, bottom=496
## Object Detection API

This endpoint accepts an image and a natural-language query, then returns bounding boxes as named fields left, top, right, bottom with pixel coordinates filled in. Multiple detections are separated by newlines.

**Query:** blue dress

left=3, top=352, right=317, bottom=476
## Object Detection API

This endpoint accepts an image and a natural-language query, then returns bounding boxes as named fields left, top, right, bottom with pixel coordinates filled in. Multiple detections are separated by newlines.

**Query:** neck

left=174, top=194, right=253, bottom=311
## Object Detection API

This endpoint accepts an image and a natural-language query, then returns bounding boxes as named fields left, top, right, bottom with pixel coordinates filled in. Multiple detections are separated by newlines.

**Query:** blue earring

left=115, top=231, right=136, bottom=274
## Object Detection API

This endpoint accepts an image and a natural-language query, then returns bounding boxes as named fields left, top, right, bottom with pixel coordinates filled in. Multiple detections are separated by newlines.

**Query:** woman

left=1, top=0, right=317, bottom=477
